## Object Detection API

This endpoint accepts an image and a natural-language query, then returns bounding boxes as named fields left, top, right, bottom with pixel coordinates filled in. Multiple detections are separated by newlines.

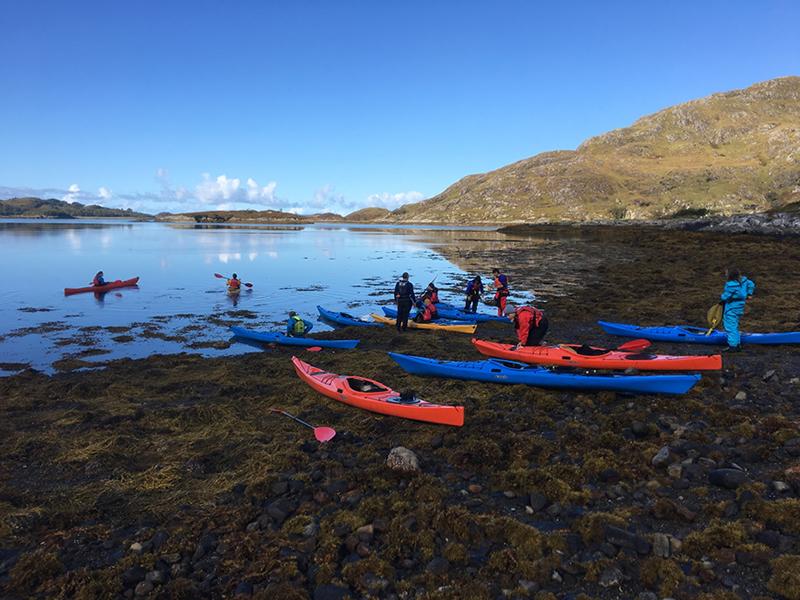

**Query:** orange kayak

left=64, top=277, right=140, bottom=296
left=471, top=339, right=722, bottom=371
left=291, top=356, right=464, bottom=426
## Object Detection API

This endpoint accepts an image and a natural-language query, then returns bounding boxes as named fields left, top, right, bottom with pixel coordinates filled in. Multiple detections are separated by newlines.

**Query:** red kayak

left=64, top=277, right=140, bottom=296
left=291, top=356, right=464, bottom=426
left=471, top=339, right=722, bottom=371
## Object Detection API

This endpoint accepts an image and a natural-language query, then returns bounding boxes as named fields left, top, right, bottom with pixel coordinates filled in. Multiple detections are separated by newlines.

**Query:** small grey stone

left=386, top=447, right=420, bottom=473
left=599, top=566, right=623, bottom=587
left=653, top=533, right=670, bottom=558
left=134, top=580, right=154, bottom=596
left=709, top=468, right=747, bottom=489
left=734, top=391, right=747, bottom=401
left=651, top=446, right=670, bottom=467
left=773, top=480, right=791, bottom=493
left=426, top=557, right=450, bottom=576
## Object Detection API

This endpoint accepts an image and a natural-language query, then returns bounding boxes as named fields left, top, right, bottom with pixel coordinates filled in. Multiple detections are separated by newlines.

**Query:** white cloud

left=194, top=173, right=279, bottom=207
left=63, top=183, right=81, bottom=203
left=365, top=191, right=424, bottom=210
left=98, top=186, right=112, bottom=199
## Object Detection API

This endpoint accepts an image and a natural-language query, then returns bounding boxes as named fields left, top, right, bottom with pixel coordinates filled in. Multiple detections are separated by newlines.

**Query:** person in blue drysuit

left=719, top=268, right=755, bottom=351
left=286, top=311, right=313, bottom=337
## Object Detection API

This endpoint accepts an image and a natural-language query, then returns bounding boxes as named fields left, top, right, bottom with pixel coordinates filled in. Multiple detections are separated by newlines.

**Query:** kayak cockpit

left=346, top=378, right=389, bottom=393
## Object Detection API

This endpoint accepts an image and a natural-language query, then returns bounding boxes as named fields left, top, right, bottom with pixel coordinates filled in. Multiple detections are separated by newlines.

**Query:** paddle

left=214, top=273, right=253, bottom=288
left=616, top=338, right=651, bottom=352
left=705, top=303, right=723, bottom=336
left=270, top=408, right=336, bottom=442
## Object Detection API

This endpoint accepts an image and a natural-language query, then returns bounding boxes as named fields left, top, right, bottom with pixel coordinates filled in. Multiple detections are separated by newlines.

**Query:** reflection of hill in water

left=407, top=229, right=638, bottom=301
left=0, top=221, right=135, bottom=237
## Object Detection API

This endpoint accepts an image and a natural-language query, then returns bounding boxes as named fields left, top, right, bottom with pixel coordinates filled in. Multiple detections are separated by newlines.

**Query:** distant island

left=0, top=197, right=151, bottom=219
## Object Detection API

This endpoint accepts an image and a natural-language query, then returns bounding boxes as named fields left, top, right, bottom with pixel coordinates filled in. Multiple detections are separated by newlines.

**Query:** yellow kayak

left=370, top=314, right=477, bottom=334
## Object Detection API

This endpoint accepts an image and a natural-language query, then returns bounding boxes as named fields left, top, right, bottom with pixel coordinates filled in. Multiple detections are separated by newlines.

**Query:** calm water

left=0, top=219, right=534, bottom=375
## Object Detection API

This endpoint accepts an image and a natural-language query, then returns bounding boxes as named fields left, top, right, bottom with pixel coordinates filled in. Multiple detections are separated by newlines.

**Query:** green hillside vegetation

left=156, top=209, right=309, bottom=224
left=0, top=197, right=151, bottom=219
left=386, top=76, right=800, bottom=223
left=345, top=207, right=392, bottom=221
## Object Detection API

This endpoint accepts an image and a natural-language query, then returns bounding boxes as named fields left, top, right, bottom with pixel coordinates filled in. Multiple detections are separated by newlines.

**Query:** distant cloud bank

left=0, top=171, right=425, bottom=216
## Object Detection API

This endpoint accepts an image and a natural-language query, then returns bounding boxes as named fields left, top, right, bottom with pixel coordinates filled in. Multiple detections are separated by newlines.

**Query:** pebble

left=773, top=480, right=791, bottom=493
left=386, top=447, right=420, bottom=473
left=313, top=584, right=351, bottom=600
left=234, top=581, right=254, bottom=596
left=762, top=369, right=777, bottom=381
left=426, top=557, right=450, bottom=576
left=653, top=533, right=670, bottom=557
left=134, top=580, right=154, bottom=596
left=129, top=542, right=143, bottom=553
left=599, top=566, right=622, bottom=587
left=734, top=391, right=747, bottom=401
left=709, top=468, right=747, bottom=489
left=667, top=464, right=683, bottom=479
left=467, top=484, right=482, bottom=494
left=631, top=421, right=649, bottom=437
left=651, top=446, right=670, bottom=467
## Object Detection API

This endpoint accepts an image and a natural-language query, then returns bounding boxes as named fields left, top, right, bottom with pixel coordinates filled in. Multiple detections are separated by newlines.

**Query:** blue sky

left=1, top=0, right=798, bottom=215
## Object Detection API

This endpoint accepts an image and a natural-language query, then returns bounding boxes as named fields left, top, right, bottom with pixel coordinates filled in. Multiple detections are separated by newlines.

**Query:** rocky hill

left=155, top=209, right=308, bottom=224
left=386, top=76, right=800, bottom=223
left=0, top=197, right=151, bottom=219
left=345, top=207, right=392, bottom=221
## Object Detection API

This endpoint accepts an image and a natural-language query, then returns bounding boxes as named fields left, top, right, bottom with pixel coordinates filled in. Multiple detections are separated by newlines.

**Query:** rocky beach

left=1, top=225, right=799, bottom=599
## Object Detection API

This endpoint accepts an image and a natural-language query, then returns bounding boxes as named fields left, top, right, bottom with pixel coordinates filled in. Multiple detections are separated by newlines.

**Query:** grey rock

left=426, top=557, right=450, bottom=576
left=709, top=468, right=747, bottom=489
left=605, top=525, right=651, bottom=554
left=528, top=491, right=548, bottom=512
left=386, top=447, right=420, bottom=473
left=313, top=584, right=351, bottom=600
left=134, top=580, right=154, bottom=596
left=734, top=391, right=747, bottom=401
left=653, top=533, right=670, bottom=558
left=773, top=480, right=791, bottom=493
left=651, top=446, right=670, bottom=467
left=599, top=566, right=623, bottom=587
left=235, top=581, right=253, bottom=596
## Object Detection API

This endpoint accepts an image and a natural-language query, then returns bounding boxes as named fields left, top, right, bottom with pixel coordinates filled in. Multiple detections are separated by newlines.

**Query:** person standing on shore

left=492, top=268, right=510, bottom=317
left=394, top=272, right=416, bottom=332
left=464, top=275, right=483, bottom=313
left=719, top=268, right=755, bottom=351
left=506, top=304, right=548, bottom=349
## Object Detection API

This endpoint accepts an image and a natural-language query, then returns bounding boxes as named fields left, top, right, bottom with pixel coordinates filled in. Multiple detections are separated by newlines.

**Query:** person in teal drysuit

left=719, top=268, right=755, bottom=350
left=286, top=311, right=313, bottom=337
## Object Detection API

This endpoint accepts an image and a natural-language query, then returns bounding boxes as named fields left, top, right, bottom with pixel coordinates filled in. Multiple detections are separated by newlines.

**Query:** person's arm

left=516, top=313, right=531, bottom=347
left=409, top=284, right=416, bottom=305
left=720, top=282, right=734, bottom=303
left=745, top=278, right=755, bottom=297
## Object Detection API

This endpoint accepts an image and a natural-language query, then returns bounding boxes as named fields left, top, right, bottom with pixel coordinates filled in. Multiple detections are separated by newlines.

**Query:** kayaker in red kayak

left=492, top=268, right=510, bottom=317
left=464, top=275, right=483, bottom=313
left=92, top=271, right=107, bottom=286
left=227, top=273, right=242, bottom=291
left=506, top=304, right=548, bottom=349
left=413, top=298, right=439, bottom=323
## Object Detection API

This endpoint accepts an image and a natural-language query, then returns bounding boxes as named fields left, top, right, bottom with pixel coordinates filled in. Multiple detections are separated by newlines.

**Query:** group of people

left=393, top=269, right=549, bottom=349
left=95, top=265, right=755, bottom=351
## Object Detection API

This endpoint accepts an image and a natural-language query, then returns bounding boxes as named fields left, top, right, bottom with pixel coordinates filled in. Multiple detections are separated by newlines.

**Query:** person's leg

left=497, top=295, right=507, bottom=317
left=526, top=317, right=549, bottom=346
left=395, top=303, right=403, bottom=331
left=464, top=296, right=471, bottom=312
left=401, top=301, right=410, bottom=330
left=723, top=309, right=742, bottom=348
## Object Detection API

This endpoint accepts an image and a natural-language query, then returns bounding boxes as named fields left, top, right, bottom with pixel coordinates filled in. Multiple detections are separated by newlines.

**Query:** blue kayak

left=317, top=305, right=379, bottom=327
left=388, top=353, right=700, bottom=395
left=230, top=326, right=360, bottom=349
left=598, top=321, right=800, bottom=346
left=381, top=305, right=506, bottom=324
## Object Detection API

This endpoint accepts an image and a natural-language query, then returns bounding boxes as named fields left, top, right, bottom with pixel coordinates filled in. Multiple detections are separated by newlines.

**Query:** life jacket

left=291, top=315, right=307, bottom=335
left=228, top=278, right=241, bottom=289
left=516, top=306, right=543, bottom=327
left=494, top=274, right=509, bottom=296
left=93, top=273, right=105, bottom=286
left=423, top=303, right=438, bottom=321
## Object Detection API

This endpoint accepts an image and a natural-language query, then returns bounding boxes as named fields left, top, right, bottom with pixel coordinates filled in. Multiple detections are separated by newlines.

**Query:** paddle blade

left=244, top=282, right=254, bottom=288
left=617, top=338, right=651, bottom=352
left=314, top=427, right=336, bottom=443
left=306, top=346, right=323, bottom=352
left=214, top=273, right=226, bottom=279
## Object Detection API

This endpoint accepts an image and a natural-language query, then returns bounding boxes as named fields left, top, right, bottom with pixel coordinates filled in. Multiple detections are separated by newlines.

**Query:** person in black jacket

left=394, top=272, right=416, bottom=332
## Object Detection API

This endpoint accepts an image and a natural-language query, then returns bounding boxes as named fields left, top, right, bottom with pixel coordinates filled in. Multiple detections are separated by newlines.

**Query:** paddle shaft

left=215, top=273, right=253, bottom=287
left=271, top=408, right=315, bottom=430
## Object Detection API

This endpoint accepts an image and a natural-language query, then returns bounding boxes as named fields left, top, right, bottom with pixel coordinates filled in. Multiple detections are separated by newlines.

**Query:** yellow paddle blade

left=705, top=303, right=723, bottom=335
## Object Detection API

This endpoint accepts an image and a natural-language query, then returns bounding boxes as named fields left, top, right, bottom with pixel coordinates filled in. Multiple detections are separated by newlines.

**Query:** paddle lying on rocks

left=214, top=273, right=253, bottom=287
left=270, top=409, right=336, bottom=442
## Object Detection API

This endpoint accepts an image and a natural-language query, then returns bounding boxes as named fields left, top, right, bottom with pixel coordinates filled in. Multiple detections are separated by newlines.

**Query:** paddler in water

left=92, top=271, right=107, bottom=287
left=719, top=267, right=755, bottom=352
left=394, top=272, right=416, bottom=332
left=492, top=268, right=510, bottom=317
left=286, top=311, right=313, bottom=337
left=413, top=298, right=439, bottom=323
left=227, top=273, right=242, bottom=292
left=464, top=275, right=483, bottom=313
left=506, top=304, right=548, bottom=349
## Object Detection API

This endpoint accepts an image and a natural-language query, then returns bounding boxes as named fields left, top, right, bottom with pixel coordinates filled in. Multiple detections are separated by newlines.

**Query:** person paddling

left=394, top=272, right=416, bottom=332
left=464, top=275, right=483, bottom=313
left=286, top=311, right=313, bottom=337
left=719, top=267, right=755, bottom=352
left=92, top=271, right=107, bottom=287
left=420, top=282, right=440, bottom=305
left=506, top=304, right=548, bottom=349
left=227, top=273, right=242, bottom=292
left=413, top=298, right=439, bottom=323
left=492, top=268, right=510, bottom=317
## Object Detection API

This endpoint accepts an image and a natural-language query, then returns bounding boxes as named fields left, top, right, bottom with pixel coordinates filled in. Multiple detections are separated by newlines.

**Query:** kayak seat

left=341, top=312, right=356, bottom=319
left=347, top=378, right=388, bottom=393
left=624, top=353, right=658, bottom=360
left=388, top=392, right=421, bottom=405
left=565, top=344, right=610, bottom=356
